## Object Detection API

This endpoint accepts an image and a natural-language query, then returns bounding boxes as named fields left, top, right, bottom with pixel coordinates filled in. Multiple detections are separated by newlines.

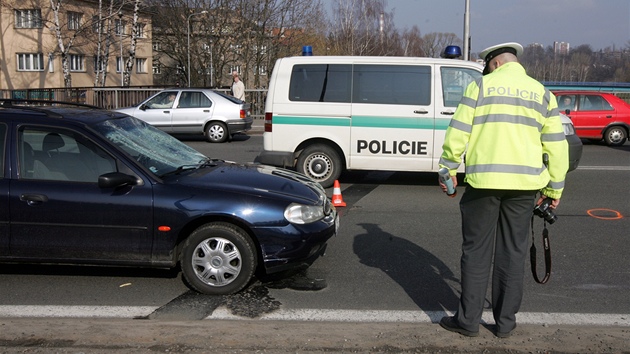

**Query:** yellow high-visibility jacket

left=439, top=62, right=569, bottom=199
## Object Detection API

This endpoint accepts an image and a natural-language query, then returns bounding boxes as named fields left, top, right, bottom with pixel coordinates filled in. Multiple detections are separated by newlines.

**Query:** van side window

left=353, top=65, right=431, bottom=105
left=289, top=64, right=351, bottom=102
left=441, top=67, right=482, bottom=107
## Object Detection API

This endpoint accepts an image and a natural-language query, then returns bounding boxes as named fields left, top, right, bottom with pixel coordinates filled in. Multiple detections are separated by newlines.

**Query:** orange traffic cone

left=331, top=180, right=346, bottom=207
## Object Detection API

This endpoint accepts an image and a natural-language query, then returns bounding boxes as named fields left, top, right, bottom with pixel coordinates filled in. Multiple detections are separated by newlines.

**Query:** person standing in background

left=231, top=71, right=245, bottom=101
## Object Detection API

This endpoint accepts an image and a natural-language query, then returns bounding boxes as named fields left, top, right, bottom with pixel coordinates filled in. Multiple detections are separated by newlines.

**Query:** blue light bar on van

left=302, top=46, right=313, bottom=56
left=441, top=46, right=462, bottom=59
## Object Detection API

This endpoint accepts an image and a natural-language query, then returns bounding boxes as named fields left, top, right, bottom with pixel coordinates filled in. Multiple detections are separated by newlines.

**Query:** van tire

left=297, top=144, right=341, bottom=188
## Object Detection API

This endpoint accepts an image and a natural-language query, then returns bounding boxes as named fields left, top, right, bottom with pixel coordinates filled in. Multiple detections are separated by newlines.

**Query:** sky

left=330, top=0, right=630, bottom=54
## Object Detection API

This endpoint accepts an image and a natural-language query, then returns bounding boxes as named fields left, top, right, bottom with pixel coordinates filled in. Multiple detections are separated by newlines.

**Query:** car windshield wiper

left=196, top=157, right=223, bottom=168
left=159, top=158, right=224, bottom=178
left=159, top=164, right=198, bottom=178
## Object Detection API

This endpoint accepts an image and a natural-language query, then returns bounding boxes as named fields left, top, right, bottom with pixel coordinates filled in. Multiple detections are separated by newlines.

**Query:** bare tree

left=121, top=0, right=145, bottom=86
left=400, top=25, right=424, bottom=57
left=420, top=32, right=461, bottom=58
left=328, top=0, right=399, bottom=56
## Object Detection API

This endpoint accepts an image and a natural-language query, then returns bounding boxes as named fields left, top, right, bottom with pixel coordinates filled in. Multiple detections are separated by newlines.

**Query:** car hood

left=115, top=107, right=138, bottom=115
left=168, top=161, right=326, bottom=204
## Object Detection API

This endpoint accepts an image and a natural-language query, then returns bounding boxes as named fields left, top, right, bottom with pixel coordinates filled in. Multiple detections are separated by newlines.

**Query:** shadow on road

left=353, top=223, right=459, bottom=320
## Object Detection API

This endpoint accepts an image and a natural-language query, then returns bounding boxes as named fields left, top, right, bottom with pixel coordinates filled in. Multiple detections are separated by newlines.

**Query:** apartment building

left=0, top=0, right=153, bottom=90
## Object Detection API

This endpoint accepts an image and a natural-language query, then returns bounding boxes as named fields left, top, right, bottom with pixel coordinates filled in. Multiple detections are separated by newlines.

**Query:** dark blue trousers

left=455, top=186, right=537, bottom=333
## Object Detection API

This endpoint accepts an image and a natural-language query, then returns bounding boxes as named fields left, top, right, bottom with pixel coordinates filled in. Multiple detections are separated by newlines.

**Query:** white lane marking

left=577, top=166, right=630, bottom=171
left=0, top=305, right=157, bottom=318
left=0, top=305, right=628, bottom=327
left=208, top=308, right=630, bottom=326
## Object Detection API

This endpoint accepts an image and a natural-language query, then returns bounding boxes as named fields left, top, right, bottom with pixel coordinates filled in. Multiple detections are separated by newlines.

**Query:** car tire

left=205, top=122, right=228, bottom=143
left=180, top=222, right=257, bottom=295
left=296, top=144, right=342, bottom=188
left=604, top=126, right=627, bottom=146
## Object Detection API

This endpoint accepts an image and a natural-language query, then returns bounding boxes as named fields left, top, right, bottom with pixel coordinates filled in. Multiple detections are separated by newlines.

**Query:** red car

left=553, top=91, right=630, bottom=146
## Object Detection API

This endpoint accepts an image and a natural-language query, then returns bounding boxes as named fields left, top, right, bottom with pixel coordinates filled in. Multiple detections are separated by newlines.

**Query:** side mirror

left=98, top=172, right=138, bottom=188
left=140, top=104, right=148, bottom=111
left=564, top=108, right=571, bottom=115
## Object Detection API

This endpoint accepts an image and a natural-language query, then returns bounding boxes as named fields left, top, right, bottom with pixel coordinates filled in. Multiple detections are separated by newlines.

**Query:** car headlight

left=284, top=203, right=325, bottom=224
left=562, top=122, right=576, bottom=136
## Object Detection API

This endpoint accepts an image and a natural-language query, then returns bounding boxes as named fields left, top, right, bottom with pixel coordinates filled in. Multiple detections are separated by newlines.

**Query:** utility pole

left=463, top=0, right=470, bottom=60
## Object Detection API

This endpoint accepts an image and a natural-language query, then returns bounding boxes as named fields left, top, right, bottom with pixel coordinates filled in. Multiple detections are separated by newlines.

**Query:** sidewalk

left=0, top=317, right=628, bottom=353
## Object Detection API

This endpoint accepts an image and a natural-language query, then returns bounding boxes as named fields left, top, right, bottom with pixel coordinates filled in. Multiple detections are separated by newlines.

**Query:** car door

left=131, top=91, right=180, bottom=132
left=8, top=125, right=154, bottom=262
left=569, top=94, right=616, bottom=139
left=170, top=90, right=215, bottom=134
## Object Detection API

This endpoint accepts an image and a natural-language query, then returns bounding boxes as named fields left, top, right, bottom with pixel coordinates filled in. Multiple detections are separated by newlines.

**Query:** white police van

left=255, top=47, right=485, bottom=188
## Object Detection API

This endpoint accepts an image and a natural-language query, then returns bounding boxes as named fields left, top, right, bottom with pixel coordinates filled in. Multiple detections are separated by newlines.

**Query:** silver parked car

left=116, top=88, right=252, bottom=143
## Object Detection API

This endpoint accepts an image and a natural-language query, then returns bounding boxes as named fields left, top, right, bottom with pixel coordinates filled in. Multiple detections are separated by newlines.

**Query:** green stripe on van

left=273, top=116, right=351, bottom=127
left=273, top=115, right=451, bottom=130
left=352, top=116, right=434, bottom=129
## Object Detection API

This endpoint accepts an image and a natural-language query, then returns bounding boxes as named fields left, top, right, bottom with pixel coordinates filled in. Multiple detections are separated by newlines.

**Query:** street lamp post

left=118, top=11, right=124, bottom=87
left=187, top=10, right=208, bottom=87
left=209, top=40, right=213, bottom=88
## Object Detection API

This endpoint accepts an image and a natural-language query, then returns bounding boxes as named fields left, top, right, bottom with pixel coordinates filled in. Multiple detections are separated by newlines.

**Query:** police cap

left=480, top=42, right=523, bottom=75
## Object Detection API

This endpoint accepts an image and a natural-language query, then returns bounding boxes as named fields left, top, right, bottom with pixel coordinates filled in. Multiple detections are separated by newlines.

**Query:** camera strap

left=530, top=216, right=551, bottom=284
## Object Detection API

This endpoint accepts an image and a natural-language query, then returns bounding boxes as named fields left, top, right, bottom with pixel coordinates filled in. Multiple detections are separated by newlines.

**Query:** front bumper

left=256, top=210, right=338, bottom=273
left=254, top=150, right=295, bottom=168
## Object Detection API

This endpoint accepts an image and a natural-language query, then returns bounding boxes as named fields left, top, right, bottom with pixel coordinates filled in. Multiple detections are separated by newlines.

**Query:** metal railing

left=0, top=87, right=267, bottom=119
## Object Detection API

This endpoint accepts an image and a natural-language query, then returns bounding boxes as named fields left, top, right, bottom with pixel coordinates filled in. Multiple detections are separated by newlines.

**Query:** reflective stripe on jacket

left=439, top=62, right=569, bottom=199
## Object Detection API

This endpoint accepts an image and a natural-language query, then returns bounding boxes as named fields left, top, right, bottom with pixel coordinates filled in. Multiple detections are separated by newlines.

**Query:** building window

left=229, top=65, right=241, bottom=75
left=93, top=56, right=107, bottom=73
left=136, top=58, right=147, bottom=73
left=70, top=54, right=85, bottom=72
left=254, top=45, right=267, bottom=55
left=230, top=44, right=242, bottom=54
left=117, top=57, right=124, bottom=72
left=68, top=11, right=82, bottom=30
left=152, top=63, right=161, bottom=75
left=92, top=15, right=103, bottom=33
left=134, top=23, right=146, bottom=38
left=152, top=42, right=160, bottom=51
left=15, top=9, right=42, bottom=28
left=17, top=53, right=45, bottom=71
left=115, top=20, right=125, bottom=35
left=257, top=65, right=267, bottom=76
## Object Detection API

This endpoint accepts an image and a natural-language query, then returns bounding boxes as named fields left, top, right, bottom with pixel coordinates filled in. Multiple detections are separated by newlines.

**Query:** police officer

left=437, top=42, right=569, bottom=338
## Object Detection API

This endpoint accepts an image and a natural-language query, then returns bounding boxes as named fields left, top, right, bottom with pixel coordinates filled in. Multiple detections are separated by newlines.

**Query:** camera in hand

left=533, top=198, right=557, bottom=224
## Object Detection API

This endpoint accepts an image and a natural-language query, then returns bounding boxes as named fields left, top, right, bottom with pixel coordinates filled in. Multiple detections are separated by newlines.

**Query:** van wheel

left=297, top=144, right=341, bottom=188
left=604, top=126, right=627, bottom=146
left=205, top=122, right=228, bottom=143
left=180, top=222, right=256, bottom=295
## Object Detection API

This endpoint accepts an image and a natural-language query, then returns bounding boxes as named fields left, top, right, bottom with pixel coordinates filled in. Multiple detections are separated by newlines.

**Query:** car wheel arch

left=601, top=124, right=629, bottom=146
left=204, top=120, right=229, bottom=143
left=179, top=221, right=258, bottom=294
left=175, top=214, right=261, bottom=259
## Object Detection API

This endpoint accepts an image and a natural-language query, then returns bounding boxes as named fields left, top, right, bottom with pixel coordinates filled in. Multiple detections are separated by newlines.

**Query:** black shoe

left=439, top=316, right=479, bottom=337
left=495, top=324, right=517, bottom=338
